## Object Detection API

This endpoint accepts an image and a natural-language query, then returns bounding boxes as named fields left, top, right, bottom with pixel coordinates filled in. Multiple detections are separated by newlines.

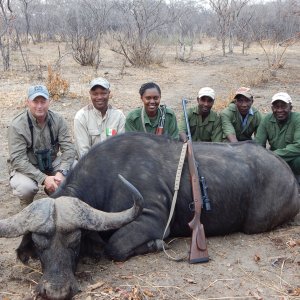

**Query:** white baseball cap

left=271, top=92, right=292, bottom=104
left=198, top=87, right=215, bottom=100
left=90, top=77, right=110, bottom=90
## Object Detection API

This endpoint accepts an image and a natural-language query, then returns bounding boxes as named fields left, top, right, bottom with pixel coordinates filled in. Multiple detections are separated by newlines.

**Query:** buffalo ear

left=16, top=233, right=38, bottom=264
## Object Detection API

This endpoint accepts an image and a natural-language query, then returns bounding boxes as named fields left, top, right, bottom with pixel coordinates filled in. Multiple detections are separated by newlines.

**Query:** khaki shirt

left=221, top=103, right=262, bottom=141
left=125, top=106, right=179, bottom=139
left=178, top=106, right=222, bottom=142
left=8, top=109, right=75, bottom=185
left=74, top=104, right=125, bottom=158
left=255, top=112, right=300, bottom=162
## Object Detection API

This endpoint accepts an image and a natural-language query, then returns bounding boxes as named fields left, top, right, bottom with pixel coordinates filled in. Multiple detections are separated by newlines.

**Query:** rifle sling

left=162, top=142, right=188, bottom=261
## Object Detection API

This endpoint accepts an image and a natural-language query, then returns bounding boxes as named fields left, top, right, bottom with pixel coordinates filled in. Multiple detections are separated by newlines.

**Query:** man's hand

left=43, top=176, right=59, bottom=194
left=227, top=134, right=238, bottom=143
left=179, top=132, right=188, bottom=142
left=54, top=171, right=65, bottom=185
left=44, top=172, right=65, bottom=195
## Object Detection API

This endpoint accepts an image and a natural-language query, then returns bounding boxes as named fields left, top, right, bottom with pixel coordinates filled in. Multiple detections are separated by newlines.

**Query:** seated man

left=221, top=87, right=261, bottom=142
left=125, top=82, right=178, bottom=139
left=256, top=92, right=300, bottom=176
left=8, top=85, right=75, bottom=204
left=74, top=77, right=125, bottom=159
left=178, top=87, right=222, bottom=142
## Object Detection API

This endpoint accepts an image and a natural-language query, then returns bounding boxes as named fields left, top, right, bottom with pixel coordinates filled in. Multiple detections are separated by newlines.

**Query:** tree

left=19, top=0, right=35, bottom=43
left=110, top=0, right=171, bottom=66
left=209, top=0, right=250, bottom=56
left=0, top=0, right=13, bottom=70
left=65, top=0, right=112, bottom=68
left=250, top=1, right=300, bottom=72
left=168, top=0, right=204, bottom=62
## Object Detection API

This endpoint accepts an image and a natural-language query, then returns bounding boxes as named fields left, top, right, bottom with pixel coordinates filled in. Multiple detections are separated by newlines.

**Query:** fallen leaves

left=254, top=254, right=261, bottom=262
left=87, top=281, right=105, bottom=291
left=81, top=280, right=156, bottom=300
left=286, top=239, right=300, bottom=248
left=183, top=278, right=197, bottom=284
left=248, top=290, right=263, bottom=300
left=287, top=287, right=300, bottom=296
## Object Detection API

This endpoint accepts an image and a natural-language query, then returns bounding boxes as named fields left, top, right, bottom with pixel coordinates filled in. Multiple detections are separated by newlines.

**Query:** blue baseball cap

left=28, top=85, right=50, bottom=101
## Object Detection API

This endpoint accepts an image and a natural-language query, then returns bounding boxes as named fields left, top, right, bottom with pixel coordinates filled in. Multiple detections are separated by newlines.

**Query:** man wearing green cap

left=256, top=92, right=300, bottom=176
left=221, top=87, right=261, bottom=142
left=74, top=77, right=125, bottom=159
left=8, top=85, right=75, bottom=205
left=179, top=87, right=222, bottom=142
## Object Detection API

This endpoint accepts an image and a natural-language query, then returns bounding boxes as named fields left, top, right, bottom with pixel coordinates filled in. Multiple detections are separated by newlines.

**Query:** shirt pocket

left=88, top=129, right=100, bottom=137
left=203, top=126, right=213, bottom=141
left=189, top=119, right=198, bottom=136
left=88, top=128, right=101, bottom=145
left=285, top=133, right=293, bottom=144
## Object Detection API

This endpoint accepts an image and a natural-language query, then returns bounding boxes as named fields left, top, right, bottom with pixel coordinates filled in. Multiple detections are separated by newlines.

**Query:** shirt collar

left=92, top=104, right=112, bottom=118
left=27, top=109, right=49, bottom=126
left=193, top=107, right=217, bottom=121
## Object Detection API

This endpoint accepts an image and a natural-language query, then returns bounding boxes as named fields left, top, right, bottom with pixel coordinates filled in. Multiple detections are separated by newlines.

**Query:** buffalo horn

left=55, top=175, right=143, bottom=231
left=0, top=198, right=55, bottom=237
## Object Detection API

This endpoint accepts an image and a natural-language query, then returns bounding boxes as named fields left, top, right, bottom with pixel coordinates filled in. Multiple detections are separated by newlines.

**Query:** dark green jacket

left=178, top=106, right=222, bottom=142
left=125, top=106, right=179, bottom=139
left=221, top=103, right=262, bottom=141
left=255, top=112, right=300, bottom=162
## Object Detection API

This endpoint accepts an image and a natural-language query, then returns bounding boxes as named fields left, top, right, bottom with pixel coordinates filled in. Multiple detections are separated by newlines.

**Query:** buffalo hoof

left=147, top=239, right=169, bottom=251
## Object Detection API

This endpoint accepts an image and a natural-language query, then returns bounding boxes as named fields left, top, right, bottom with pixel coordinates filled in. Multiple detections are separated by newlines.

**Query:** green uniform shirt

left=255, top=112, right=300, bottom=162
left=178, top=106, right=222, bottom=142
left=125, top=106, right=179, bottom=139
left=221, top=103, right=262, bottom=141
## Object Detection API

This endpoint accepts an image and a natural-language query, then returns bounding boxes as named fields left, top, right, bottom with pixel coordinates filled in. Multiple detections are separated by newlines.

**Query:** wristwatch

left=57, top=169, right=68, bottom=177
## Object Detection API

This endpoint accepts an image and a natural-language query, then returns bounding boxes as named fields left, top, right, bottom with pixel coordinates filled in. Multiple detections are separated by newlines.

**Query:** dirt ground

left=0, top=40, right=299, bottom=300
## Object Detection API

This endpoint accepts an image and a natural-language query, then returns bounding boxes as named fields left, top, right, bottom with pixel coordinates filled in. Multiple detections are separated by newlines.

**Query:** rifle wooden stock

left=187, top=140, right=209, bottom=263
left=155, top=126, right=163, bottom=135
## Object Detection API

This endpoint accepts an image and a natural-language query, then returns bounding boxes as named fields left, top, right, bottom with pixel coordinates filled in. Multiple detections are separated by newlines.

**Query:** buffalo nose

left=37, top=281, right=77, bottom=300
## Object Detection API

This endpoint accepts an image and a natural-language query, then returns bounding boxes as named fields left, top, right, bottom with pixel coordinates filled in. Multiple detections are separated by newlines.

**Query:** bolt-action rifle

left=182, top=98, right=209, bottom=264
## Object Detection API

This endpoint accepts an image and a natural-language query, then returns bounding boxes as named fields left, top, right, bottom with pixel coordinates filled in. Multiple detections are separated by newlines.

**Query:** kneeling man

left=256, top=92, right=300, bottom=176
left=8, top=85, right=75, bottom=204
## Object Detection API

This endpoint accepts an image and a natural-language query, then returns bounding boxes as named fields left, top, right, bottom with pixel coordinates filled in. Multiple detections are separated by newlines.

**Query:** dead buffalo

left=1, top=132, right=299, bottom=300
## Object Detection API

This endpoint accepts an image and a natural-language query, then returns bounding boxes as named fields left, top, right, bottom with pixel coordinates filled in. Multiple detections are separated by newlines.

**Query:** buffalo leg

left=105, top=214, right=168, bottom=261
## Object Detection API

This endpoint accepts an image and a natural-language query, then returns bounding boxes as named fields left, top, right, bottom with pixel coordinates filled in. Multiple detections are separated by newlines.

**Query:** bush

left=46, top=65, right=70, bottom=100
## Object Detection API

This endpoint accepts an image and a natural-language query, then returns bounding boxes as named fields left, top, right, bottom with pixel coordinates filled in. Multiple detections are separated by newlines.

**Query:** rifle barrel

left=182, top=99, right=192, bottom=141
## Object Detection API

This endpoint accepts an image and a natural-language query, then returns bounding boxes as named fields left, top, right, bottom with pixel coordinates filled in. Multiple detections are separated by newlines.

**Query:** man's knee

left=10, top=172, right=39, bottom=203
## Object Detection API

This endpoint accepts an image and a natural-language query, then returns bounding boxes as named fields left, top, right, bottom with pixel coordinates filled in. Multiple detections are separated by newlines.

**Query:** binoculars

left=35, top=148, right=53, bottom=173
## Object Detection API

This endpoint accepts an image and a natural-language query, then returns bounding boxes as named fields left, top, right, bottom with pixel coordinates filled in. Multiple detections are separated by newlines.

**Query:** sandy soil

left=0, top=40, right=299, bottom=300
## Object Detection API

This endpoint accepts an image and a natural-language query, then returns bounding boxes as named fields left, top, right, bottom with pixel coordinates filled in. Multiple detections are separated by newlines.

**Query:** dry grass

left=214, top=91, right=235, bottom=112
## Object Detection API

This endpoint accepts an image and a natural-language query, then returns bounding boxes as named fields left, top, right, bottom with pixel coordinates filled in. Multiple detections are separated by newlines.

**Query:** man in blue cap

left=8, top=85, right=75, bottom=205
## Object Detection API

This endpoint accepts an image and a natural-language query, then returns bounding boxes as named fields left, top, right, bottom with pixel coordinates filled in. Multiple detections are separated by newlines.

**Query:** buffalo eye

left=31, top=233, right=50, bottom=250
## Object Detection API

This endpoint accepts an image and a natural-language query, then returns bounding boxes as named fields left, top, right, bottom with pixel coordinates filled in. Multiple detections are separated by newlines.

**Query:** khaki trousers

left=9, top=157, right=62, bottom=204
